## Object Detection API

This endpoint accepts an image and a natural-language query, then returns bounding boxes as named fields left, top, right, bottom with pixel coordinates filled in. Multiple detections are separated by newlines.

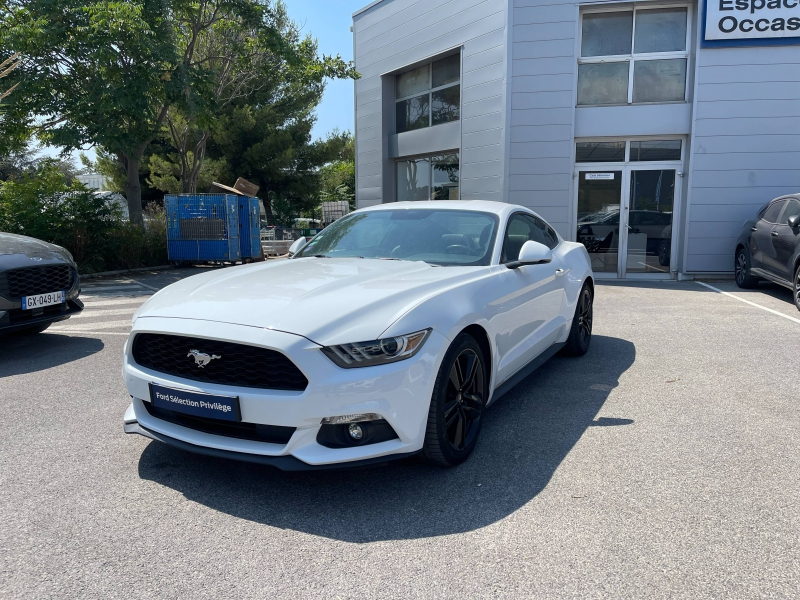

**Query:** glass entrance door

left=576, top=167, right=677, bottom=277
left=623, top=169, right=675, bottom=275
left=577, top=170, right=623, bottom=273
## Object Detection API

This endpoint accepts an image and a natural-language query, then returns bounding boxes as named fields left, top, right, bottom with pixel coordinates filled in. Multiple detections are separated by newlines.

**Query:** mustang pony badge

left=187, top=349, right=221, bottom=368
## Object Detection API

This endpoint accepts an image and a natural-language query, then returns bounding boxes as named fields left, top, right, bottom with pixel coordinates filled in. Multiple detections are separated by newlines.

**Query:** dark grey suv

left=735, top=195, right=800, bottom=311
left=0, top=233, right=84, bottom=334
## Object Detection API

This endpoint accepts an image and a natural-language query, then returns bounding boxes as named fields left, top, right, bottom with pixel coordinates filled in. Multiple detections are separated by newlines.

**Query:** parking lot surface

left=1, top=268, right=799, bottom=599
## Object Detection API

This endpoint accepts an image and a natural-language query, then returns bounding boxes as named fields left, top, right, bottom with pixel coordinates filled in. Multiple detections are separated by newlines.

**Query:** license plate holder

left=21, top=290, right=65, bottom=310
left=149, top=383, right=241, bottom=422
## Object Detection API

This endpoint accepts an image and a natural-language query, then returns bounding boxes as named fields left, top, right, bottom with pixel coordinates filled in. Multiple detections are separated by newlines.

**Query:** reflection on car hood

left=135, top=258, right=486, bottom=345
left=0, top=232, right=66, bottom=258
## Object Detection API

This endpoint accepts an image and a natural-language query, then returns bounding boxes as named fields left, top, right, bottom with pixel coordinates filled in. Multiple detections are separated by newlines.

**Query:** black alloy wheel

left=794, top=264, right=800, bottom=312
left=443, top=348, right=484, bottom=452
left=564, top=283, right=593, bottom=356
left=735, top=249, right=759, bottom=289
left=423, top=333, right=487, bottom=466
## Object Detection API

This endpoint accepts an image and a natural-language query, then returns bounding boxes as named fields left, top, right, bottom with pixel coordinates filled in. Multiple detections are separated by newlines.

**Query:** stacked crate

left=237, top=196, right=262, bottom=260
left=165, top=194, right=241, bottom=263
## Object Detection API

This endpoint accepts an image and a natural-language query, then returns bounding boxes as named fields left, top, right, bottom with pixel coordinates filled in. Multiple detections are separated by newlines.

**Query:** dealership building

left=351, top=0, right=800, bottom=278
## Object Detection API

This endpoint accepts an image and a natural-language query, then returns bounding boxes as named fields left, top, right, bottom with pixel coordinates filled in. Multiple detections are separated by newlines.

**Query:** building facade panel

left=354, top=0, right=800, bottom=278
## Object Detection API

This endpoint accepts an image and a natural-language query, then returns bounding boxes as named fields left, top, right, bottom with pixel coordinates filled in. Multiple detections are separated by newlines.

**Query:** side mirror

left=507, top=240, right=553, bottom=269
left=288, top=236, right=307, bottom=257
left=788, top=214, right=800, bottom=229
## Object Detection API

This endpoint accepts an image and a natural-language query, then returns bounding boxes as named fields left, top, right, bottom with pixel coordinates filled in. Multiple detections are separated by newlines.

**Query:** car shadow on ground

left=137, top=334, right=635, bottom=542
left=0, top=333, right=104, bottom=377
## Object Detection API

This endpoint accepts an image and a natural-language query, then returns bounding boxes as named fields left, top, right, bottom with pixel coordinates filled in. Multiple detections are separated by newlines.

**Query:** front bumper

left=0, top=284, right=83, bottom=333
left=123, top=317, right=449, bottom=467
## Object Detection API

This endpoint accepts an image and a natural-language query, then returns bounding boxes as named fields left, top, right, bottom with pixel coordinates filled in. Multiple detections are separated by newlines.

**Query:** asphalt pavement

left=1, top=268, right=799, bottom=599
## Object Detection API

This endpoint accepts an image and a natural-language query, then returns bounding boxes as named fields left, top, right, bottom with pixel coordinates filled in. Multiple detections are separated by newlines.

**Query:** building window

left=576, top=140, right=682, bottom=163
left=396, top=54, right=460, bottom=134
left=577, top=7, right=688, bottom=106
left=396, top=153, right=459, bottom=201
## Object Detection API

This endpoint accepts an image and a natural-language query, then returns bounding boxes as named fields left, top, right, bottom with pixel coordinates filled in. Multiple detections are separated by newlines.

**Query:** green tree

left=209, top=30, right=354, bottom=226
left=1, top=0, right=355, bottom=224
left=319, top=133, right=355, bottom=209
left=0, top=0, right=178, bottom=224
left=164, top=1, right=356, bottom=193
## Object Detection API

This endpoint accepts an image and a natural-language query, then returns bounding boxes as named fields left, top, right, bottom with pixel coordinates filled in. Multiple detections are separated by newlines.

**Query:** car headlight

left=321, top=329, right=431, bottom=368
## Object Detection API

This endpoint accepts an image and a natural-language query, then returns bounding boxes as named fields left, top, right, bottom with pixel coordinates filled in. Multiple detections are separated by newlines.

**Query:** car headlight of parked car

left=321, top=329, right=432, bottom=368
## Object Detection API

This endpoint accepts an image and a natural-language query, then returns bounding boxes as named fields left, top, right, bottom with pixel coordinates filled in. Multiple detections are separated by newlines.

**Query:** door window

left=502, top=214, right=557, bottom=263
left=627, top=170, right=675, bottom=273
left=762, top=200, right=786, bottom=224
left=576, top=171, right=622, bottom=273
left=779, top=199, right=800, bottom=224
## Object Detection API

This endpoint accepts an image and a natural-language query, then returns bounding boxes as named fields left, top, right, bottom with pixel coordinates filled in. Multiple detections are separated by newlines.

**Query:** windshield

left=295, top=209, right=499, bottom=266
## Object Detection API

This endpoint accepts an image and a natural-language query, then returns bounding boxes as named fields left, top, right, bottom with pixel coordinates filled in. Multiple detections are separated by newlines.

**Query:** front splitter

left=124, top=421, right=419, bottom=471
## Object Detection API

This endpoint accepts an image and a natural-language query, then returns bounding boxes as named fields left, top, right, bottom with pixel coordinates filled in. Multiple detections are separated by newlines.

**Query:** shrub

left=0, top=161, right=168, bottom=273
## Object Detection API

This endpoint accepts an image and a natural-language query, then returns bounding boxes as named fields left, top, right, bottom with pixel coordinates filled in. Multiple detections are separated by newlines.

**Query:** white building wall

left=507, top=0, right=579, bottom=239
left=353, top=0, right=508, bottom=207
left=354, top=0, right=800, bottom=275
left=684, top=45, right=800, bottom=273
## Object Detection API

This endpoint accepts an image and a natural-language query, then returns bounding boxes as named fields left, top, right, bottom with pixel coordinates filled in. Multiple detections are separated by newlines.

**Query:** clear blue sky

left=288, top=0, right=366, bottom=140
left=41, top=0, right=367, bottom=163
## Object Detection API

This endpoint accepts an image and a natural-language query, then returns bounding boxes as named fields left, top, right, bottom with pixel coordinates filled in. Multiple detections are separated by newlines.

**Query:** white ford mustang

left=123, top=201, right=594, bottom=469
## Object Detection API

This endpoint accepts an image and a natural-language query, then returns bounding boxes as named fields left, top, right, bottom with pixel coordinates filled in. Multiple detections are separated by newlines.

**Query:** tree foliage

left=0, top=0, right=357, bottom=225
left=0, top=160, right=167, bottom=271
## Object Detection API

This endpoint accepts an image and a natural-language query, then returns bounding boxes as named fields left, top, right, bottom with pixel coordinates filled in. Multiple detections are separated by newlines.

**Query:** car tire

left=794, top=264, right=800, bottom=313
left=735, top=248, right=759, bottom=289
left=563, top=283, right=593, bottom=357
left=422, top=333, right=487, bottom=467
left=17, top=322, right=52, bottom=335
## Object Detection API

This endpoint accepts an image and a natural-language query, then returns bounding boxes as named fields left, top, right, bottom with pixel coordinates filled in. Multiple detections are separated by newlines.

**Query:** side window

left=762, top=200, right=785, bottom=224
left=502, top=214, right=533, bottom=263
left=502, top=214, right=557, bottom=262
left=533, top=217, right=559, bottom=249
left=779, top=199, right=800, bottom=225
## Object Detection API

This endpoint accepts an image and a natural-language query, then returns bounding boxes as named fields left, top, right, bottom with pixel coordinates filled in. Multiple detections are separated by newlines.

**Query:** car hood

left=135, top=258, right=487, bottom=345
left=0, top=232, right=67, bottom=258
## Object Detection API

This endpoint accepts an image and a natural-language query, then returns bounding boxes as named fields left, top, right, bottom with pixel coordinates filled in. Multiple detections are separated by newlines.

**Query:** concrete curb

left=81, top=265, right=174, bottom=280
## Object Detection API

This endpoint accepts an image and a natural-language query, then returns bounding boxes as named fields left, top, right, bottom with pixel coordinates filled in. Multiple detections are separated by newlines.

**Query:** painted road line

left=71, top=308, right=139, bottom=319
left=81, top=293, right=152, bottom=300
left=696, top=281, right=800, bottom=325
left=125, top=278, right=160, bottom=292
left=50, top=330, right=130, bottom=337
left=50, top=319, right=132, bottom=332
left=81, top=285, right=147, bottom=292
left=80, top=298, right=148, bottom=308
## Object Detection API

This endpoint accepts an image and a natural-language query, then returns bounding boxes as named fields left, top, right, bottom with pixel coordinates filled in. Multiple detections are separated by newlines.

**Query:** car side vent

left=131, top=333, right=309, bottom=391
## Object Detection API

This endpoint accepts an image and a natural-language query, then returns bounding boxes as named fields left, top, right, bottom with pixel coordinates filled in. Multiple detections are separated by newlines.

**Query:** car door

left=770, top=198, right=800, bottom=282
left=750, top=199, right=785, bottom=272
left=492, top=213, right=566, bottom=385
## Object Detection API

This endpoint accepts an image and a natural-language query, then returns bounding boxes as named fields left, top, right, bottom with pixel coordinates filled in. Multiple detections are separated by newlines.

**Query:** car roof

left=354, top=200, right=535, bottom=220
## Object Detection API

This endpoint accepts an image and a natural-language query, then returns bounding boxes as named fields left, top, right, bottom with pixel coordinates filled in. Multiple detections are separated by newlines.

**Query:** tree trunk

left=261, top=192, right=275, bottom=226
left=122, top=153, right=144, bottom=227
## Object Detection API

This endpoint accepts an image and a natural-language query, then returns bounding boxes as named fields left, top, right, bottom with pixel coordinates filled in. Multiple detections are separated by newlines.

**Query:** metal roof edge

left=352, top=0, right=388, bottom=19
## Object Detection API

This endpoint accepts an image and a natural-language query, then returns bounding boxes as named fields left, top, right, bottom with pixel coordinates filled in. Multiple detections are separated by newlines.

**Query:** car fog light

left=321, top=413, right=382, bottom=425
left=348, top=423, right=364, bottom=440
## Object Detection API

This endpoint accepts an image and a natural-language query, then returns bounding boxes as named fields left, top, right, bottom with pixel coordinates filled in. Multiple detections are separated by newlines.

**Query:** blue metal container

left=237, top=196, right=261, bottom=259
left=165, top=194, right=241, bottom=262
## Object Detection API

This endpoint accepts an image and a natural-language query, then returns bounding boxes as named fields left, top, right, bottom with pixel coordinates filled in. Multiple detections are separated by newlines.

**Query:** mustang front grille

left=131, top=333, right=309, bottom=391
left=0, top=265, right=74, bottom=299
